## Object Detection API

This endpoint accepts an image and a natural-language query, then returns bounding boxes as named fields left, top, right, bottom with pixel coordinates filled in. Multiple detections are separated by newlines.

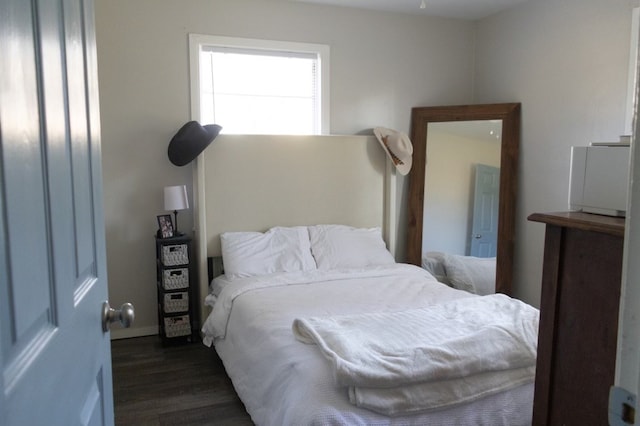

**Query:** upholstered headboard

left=194, top=134, right=396, bottom=322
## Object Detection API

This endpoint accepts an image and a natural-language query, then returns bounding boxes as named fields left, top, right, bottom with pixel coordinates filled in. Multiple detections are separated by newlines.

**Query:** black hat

left=167, top=121, right=222, bottom=166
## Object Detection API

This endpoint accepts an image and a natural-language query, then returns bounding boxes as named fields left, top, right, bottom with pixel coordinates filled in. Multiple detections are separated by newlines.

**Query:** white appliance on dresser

left=569, top=143, right=631, bottom=217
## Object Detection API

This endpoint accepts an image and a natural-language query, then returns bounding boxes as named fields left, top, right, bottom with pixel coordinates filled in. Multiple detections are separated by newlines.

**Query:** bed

left=194, top=135, right=537, bottom=425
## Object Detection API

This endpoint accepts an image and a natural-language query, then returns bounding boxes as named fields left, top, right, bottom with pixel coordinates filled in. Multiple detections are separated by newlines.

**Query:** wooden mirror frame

left=406, top=103, right=521, bottom=295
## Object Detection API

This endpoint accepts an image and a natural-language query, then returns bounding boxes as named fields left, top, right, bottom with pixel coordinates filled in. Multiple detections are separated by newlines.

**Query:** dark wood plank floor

left=111, top=336, right=254, bottom=426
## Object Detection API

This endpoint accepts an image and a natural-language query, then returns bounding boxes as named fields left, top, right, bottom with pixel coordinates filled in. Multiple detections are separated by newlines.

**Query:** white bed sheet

left=203, top=264, right=534, bottom=426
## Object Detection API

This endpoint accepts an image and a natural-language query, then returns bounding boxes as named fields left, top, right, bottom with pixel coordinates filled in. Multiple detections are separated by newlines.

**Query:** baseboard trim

left=110, top=326, right=158, bottom=340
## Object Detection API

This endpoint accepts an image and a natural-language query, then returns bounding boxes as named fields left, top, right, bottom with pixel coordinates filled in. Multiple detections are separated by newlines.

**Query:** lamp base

left=172, top=210, right=185, bottom=238
left=156, top=229, right=185, bottom=239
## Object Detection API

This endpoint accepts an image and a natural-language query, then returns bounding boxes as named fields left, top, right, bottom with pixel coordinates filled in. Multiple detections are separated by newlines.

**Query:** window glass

left=190, top=35, right=329, bottom=135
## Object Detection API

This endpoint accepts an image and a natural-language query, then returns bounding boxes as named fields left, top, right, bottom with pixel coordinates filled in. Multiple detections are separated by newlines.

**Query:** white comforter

left=202, top=264, right=537, bottom=425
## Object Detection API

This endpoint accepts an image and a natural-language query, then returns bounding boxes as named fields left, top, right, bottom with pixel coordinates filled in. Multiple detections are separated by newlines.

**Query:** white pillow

left=221, top=226, right=316, bottom=278
left=308, top=225, right=395, bottom=270
left=443, top=254, right=496, bottom=295
left=422, top=251, right=447, bottom=277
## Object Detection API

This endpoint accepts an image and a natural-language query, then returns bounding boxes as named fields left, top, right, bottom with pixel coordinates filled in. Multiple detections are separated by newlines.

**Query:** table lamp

left=164, top=185, right=189, bottom=236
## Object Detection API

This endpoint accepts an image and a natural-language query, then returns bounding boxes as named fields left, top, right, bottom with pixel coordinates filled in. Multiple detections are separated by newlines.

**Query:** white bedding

left=202, top=264, right=536, bottom=425
left=292, top=294, right=538, bottom=415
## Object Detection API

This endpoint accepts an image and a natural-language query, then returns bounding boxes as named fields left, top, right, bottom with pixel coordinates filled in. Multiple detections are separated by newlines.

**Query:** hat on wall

left=168, top=121, right=222, bottom=166
left=373, top=127, right=413, bottom=175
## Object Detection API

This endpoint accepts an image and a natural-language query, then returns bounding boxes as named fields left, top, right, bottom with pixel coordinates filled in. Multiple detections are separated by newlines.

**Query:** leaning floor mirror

left=406, top=103, right=521, bottom=296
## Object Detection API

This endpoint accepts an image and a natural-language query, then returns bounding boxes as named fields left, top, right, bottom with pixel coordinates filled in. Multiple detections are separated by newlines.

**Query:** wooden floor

left=111, top=336, right=254, bottom=426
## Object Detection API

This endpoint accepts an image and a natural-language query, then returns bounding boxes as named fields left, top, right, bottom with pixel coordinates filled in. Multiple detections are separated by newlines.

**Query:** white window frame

left=188, top=34, right=330, bottom=134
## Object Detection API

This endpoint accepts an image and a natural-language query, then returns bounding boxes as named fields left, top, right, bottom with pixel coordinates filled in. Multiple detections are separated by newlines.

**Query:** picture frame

left=157, top=214, right=174, bottom=238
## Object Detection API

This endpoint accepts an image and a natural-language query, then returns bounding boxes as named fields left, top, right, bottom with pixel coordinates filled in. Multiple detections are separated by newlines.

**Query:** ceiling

left=290, top=0, right=531, bottom=20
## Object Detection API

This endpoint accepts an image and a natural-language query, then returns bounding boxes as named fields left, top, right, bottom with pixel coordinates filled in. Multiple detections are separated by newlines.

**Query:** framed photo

left=157, top=214, right=174, bottom=238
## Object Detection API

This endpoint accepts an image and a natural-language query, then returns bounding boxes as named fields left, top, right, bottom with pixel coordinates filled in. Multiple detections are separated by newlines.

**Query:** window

left=189, top=34, right=330, bottom=135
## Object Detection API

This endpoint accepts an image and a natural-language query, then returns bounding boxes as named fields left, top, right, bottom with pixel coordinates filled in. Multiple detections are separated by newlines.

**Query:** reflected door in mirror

left=423, top=121, right=502, bottom=258
left=470, top=164, right=500, bottom=257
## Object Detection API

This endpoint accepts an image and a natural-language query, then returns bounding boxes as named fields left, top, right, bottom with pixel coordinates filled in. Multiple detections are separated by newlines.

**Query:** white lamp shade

left=164, top=185, right=189, bottom=211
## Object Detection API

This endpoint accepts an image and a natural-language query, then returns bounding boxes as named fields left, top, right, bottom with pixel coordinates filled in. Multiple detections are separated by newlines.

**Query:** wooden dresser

left=528, top=211, right=625, bottom=425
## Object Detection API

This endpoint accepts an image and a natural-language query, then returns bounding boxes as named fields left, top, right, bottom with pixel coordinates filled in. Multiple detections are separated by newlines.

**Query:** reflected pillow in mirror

left=422, top=251, right=449, bottom=283
left=308, top=225, right=395, bottom=270
left=443, top=254, right=496, bottom=295
left=221, top=226, right=316, bottom=279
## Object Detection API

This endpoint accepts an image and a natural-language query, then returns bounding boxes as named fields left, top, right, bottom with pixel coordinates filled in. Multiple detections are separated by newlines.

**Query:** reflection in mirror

left=424, top=120, right=502, bottom=256
left=407, top=104, right=520, bottom=296
left=423, top=120, right=502, bottom=295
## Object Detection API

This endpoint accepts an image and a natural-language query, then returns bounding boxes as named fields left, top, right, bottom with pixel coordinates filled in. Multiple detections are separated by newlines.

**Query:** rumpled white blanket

left=202, top=265, right=435, bottom=345
left=292, top=293, right=538, bottom=415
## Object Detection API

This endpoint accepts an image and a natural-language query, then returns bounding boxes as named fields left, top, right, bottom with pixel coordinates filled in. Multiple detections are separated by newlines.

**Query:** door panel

left=65, top=0, right=98, bottom=280
left=1, top=0, right=53, bottom=342
left=63, top=0, right=100, bottom=302
left=0, top=0, right=114, bottom=425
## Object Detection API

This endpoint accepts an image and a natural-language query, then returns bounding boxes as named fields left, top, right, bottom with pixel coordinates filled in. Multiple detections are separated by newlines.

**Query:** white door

left=0, top=1, right=129, bottom=425
left=469, top=164, right=500, bottom=257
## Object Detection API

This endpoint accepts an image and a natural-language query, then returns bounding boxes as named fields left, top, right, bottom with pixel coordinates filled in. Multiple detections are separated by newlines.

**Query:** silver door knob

left=102, top=301, right=135, bottom=332
left=474, top=234, right=482, bottom=239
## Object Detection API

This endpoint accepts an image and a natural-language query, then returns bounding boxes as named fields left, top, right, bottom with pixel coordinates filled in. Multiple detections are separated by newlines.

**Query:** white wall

left=95, top=0, right=477, bottom=337
left=474, top=0, right=640, bottom=305
left=96, top=0, right=640, bottom=337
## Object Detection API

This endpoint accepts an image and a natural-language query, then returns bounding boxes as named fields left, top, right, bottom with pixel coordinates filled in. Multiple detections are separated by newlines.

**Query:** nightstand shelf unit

left=155, top=235, right=198, bottom=344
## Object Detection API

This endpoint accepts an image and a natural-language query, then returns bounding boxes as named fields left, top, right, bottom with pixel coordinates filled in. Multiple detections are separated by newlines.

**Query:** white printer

left=569, top=143, right=630, bottom=217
